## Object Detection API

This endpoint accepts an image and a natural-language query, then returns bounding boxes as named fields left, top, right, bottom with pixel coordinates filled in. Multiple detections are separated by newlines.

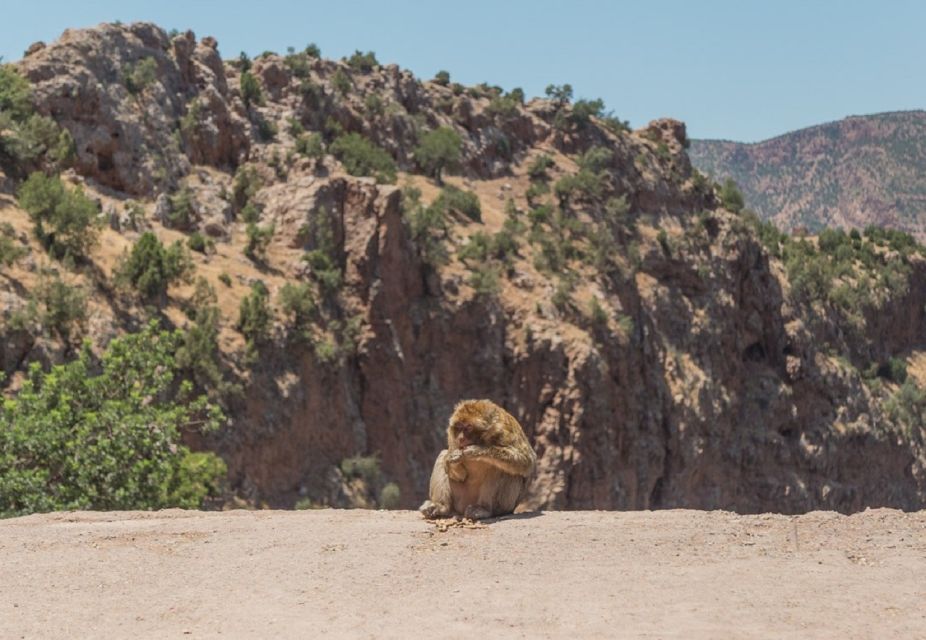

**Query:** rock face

left=3, top=23, right=926, bottom=515
left=689, top=111, right=926, bottom=238
left=18, top=23, right=249, bottom=195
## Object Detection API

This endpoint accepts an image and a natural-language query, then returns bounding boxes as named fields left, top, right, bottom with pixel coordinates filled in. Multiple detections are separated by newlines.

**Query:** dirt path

left=1, top=509, right=924, bottom=639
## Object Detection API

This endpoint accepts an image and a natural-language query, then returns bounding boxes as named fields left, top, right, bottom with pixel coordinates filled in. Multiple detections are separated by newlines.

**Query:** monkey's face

left=451, top=422, right=479, bottom=449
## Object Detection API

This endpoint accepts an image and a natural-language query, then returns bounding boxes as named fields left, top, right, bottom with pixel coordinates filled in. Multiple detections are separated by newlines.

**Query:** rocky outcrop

left=17, top=23, right=249, bottom=195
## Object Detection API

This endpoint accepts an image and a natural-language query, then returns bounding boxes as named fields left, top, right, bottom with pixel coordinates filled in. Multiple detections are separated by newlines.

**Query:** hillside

left=2, top=509, right=925, bottom=638
left=1, top=22, right=926, bottom=517
left=689, top=111, right=926, bottom=236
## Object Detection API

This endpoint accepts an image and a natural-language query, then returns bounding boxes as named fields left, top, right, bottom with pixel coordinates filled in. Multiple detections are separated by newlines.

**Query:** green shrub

left=329, top=133, right=396, bottom=183
left=244, top=222, right=274, bottom=261
left=486, top=95, right=520, bottom=119
left=719, top=178, right=745, bottom=213
left=298, top=206, right=342, bottom=297
left=176, top=278, right=229, bottom=397
left=278, top=282, right=316, bottom=341
left=545, top=84, right=573, bottom=107
left=331, top=69, right=352, bottom=95
left=117, top=232, right=193, bottom=302
left=588, top=297, right=608, bottom=327
left=232, top=164, right=262, bottom=215
left=187, top=231, right=209, bottom=254
left=341, top=454, right=382, bottom=485
left=346, top=50, right=378, bottom=73
left=434, top=185, right=481, bottom=221
left=236, top=281, right=272, bottom=351
left=378, top=483, right=402, bottom=509
left=364, top=93, right=384, bottom=117
left=168, top=186, right=196, bottom=229
left=570, top=98, right=605, bottom=129
left=295, top=132, right=325, bottom=161
left=469, top=264, right=501, bottom=297
left=123, top=57, right=158, bottom=95
left=554, top=171, right=603, bottom=208
left=414, top=127, right=462, bottom=184
left=0, top=226, right=25, bottom=266
left=527, top=154, right=554, bottom=181
left=433, top=70, right=450, bottom=86
left=218, top=272, right=232, bottom=287
left=304, top=43, right=321, bottom=57
left=577, top=146, right=613, bottom=173
left=0, top=64, right=33, bottom=120
left=256, top=116, right=278, bottom=142
left=10, top=271, right=87, bottom=344
left=17, top=172, right=99, bottom=262
left=401, top=186, right=448, bottom=267
left=0, top=322, right=226, bottom=517
left=240, top=71, right=263, bottom=108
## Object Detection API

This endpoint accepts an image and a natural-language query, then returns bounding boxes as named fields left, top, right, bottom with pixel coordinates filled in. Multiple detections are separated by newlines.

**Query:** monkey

left=419, top=399, right=536, bottom=520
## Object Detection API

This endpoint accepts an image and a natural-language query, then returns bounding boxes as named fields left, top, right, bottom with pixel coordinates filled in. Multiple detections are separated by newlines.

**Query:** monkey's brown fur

left=419, top=399, right=536, bottom=520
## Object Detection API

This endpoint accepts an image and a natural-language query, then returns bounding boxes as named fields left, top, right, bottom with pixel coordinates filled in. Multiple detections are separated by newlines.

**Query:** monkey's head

left=447, top=399, right=503, bottom=450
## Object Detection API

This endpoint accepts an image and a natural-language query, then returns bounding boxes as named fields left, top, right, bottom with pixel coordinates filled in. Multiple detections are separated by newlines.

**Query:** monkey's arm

left=461, top=444, right=535, bottom=477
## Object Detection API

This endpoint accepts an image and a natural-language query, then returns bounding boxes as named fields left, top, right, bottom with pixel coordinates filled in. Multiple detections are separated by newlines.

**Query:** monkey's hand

left=447, top=449, right=468, bottom=482
left=461, top=445, right=490, bottom=458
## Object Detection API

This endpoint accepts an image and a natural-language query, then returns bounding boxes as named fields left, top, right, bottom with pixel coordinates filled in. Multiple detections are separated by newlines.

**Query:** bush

left=329, top=133, right=396, bottom=183
left=168, top=186, right=196, bottom=229
left=378, top=483, right=402, bottom=509
left=719, top=178, right=745, bottom=213
left=402, top=186, right=448, bottom=267
left=469, top=264, right=501, bottom=297
left=278, top=282, right=316, bottom=341
left=117, top=232, right=192, bottom=302
left=244, top=222, right=274, bottom=261
left=414, top=127, right=462, bottom=184
left=176, top=278, right=229, bottom=396
left=123, top=57, right=158, bottom=95
left=0, top=64, right=33, bottom=120
left=17, top=172, right=99, bottom=262
left=232, top=164, right=262, bottom=215
left=570, top=98, right=605, bottom=129
left=527, top=154, right=554, bottom=182
left=187, top=231, right=209, bottom=254
left=256, top=116, right=278, bottom=142
left=434, top=185, right=481, bottom=221
left=10, top=271, right=87, bottom=344
left=240, top=71, right=263, bottom=108
left=295, top=132, right=325, bottom=161
left=304, top=43, right=321, bottom=58
left=0, top=322, right=226, bottom=517
left=331, top=69, right=352, bottom=95
left=299, top=207, right=341, bottom=289
left=577, top=146, right=613, bottom=173
left=545, top=84, right=573, bottom=107
left=218, top=272, right=232, bottom=287
left=0, top=226, right=25, bottom=266
left=433, top=70, right=450, bottom=86
left=346, top=50, right=378, bottom=73
left=236, top=281, right=272, bottom=350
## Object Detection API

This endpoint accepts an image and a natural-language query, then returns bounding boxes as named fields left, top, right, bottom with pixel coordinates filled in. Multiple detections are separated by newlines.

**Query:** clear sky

left=2, top=0, right=924, bottom=143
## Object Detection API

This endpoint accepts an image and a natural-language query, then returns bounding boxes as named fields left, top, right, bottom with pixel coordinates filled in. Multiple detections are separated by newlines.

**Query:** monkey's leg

left=419, top=450, right=454, bottom=518
left=470, top=469, right=524, bottom=519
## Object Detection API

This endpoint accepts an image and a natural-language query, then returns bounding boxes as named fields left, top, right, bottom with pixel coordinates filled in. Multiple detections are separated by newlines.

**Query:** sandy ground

left=1, top=509, right=925, bottom=639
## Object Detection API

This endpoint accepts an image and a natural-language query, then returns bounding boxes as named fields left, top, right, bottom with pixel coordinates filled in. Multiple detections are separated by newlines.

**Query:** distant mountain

left=689, top=111, right=926, bottom=236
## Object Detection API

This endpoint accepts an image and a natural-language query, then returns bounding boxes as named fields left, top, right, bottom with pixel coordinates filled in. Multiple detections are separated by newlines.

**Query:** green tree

left=116, top=232, right=192, bottom=302
left=236, top=281, right=272, bottom=351
left=0, top=322, right=226, bottom=517
left=415, top=127, right=462, bottom=184
left=329, top=133, right=396, bottom=183
left=17, top=172, right=99, bottom=262
left=123, top=58, right=158, bottom=95
left=240, top=71, right=263, bottom=108
left=719, top=178, right=745, bottom=213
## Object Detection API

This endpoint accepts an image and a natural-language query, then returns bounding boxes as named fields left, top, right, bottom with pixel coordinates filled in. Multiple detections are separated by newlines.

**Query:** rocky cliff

left=2, top=23, right=925, bottom=514
left=689, top=111, right=926, bottom=237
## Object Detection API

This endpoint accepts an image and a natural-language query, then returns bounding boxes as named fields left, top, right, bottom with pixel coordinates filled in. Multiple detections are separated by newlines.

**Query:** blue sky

left=2, top=0, right=924, bottom=142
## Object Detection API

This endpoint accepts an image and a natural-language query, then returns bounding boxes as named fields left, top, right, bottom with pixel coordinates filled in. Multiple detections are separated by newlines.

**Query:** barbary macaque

left=419, top=399, right=536, bottom=520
